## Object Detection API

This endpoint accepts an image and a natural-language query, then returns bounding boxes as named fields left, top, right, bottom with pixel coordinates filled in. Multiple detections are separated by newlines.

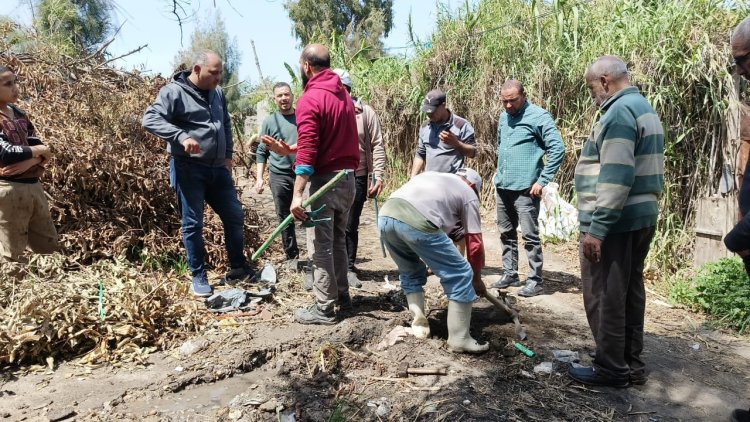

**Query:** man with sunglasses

left=726, top=15, right=750, bottom=422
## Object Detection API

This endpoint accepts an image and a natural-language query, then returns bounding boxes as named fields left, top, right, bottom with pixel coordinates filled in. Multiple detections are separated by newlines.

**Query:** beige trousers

left=0, top=180, right=59, bottom=262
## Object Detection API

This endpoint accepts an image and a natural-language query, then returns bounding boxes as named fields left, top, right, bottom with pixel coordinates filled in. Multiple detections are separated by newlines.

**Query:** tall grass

left=333, top=0, right=748, bottom=274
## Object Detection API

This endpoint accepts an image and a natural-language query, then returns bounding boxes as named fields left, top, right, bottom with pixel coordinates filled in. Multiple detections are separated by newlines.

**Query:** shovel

left=484, top=292, right=527, bottom=340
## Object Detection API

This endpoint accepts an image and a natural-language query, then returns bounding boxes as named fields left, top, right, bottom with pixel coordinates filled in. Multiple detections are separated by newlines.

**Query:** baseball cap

left=333, top=68, right=352, bottom=89
left=456, top=167, right=482, bottom=195
left=421, top=89, right=446, bottom=113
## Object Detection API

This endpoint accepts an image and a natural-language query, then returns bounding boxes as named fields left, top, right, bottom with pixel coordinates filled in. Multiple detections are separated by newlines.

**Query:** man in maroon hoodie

left=284, top=44, right=359, bottom=324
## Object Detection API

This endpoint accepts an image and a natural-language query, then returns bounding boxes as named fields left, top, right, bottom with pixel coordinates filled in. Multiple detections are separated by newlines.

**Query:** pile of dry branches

left=0, top=255, right=209, bottom=366
left=0, top=32, right=261, bottom=266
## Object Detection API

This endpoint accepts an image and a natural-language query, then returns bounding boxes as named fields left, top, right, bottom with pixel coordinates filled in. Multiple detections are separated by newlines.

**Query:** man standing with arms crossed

left=0, top=65, right=59, bottom=265
left=490, top=80, right=565, bottom=297
left=143, top=51, right=253, bottom=297
left=332, top=68, right=386, bottom=288
left=286, top=44, right=359, bottom=325
left=568, top=56, right=664, bottom=388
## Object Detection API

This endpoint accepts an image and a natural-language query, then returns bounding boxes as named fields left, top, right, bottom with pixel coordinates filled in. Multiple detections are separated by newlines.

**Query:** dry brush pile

left=0, top=25, right=267, bottom=367
left=0, top=256, right=209, bottom=367
left=0, top=39, right=262, bottom=265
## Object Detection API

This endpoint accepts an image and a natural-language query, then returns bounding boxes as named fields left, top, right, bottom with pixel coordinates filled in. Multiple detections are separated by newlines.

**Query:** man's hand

left=30, top=145, right=52, bottom=161
left=261, top=135, right=296, bottom=156
left=181, top=138, right=201, bottom=154
left=224, top=158, right=232, bottom=172
left=0, top=157, right=41, bottom=176
left=472, top=275, right=487, bottom=297
left=439, top=130, right=460, bottom=148
left=368, top=179, right=383, bottom=198
left=529, top=182, right=544, bottom=198
left=290, top=195, right=308, bottom=221
left=254, top=179, right=264, bottom=194
left=582, top=233, right=603, bottom=263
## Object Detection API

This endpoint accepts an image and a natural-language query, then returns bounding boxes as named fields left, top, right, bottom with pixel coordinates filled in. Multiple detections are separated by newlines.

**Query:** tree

left=34, top=0, right=114, bottom=53
left=173, top=12, right=244, bottom=113
left=284, top=0, right=394, bottom=55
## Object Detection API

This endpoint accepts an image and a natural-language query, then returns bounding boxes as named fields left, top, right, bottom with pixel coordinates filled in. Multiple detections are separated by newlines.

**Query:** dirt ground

left=2, top=183, right=750, bottom=422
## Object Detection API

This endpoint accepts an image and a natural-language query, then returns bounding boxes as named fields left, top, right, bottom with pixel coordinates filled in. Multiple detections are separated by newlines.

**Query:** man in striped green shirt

left=568, top=56, right=664, bottom=389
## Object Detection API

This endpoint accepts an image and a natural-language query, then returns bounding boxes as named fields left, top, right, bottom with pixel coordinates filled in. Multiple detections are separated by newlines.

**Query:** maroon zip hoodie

left=294, top=68, right=359, bottom=174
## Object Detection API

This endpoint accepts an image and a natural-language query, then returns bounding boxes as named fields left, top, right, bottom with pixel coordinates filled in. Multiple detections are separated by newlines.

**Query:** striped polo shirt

left=574, top=86, right=664, bottom=238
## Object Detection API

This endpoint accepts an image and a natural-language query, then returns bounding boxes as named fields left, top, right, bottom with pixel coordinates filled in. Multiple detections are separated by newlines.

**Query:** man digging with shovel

left=378, top=169, right=489, bottom=353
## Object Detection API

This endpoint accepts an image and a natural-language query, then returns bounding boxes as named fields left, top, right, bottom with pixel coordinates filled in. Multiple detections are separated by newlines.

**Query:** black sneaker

left=489, top=274, right=522, bottom=289
left=347, top=271, right=362, bottom=288
left=294, top=303, right=336, bottom=325
left=225, top=266, right=255, bottom=286
left=517, top=280, right=542, bottom=297
left=338, top=291, right=353, bottom=311
left=629, top=374, right=648, bottom=386
left=568, top=366, right=629, bottom=388
left=732, top=408, right=750, bottom=422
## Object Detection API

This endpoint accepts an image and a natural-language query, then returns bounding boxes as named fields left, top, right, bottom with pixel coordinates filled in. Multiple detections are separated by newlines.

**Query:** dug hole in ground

left=1, top=183, right=749, bottom=422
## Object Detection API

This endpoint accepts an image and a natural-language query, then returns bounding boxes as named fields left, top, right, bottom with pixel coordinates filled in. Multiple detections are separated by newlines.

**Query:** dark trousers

left=268, top=172, right=299, bottom=260
left=724, top=212, right=750, bottom=276
left=345, top=175, right=369, bottom=270
left=580, top=226, right=655, bottom=381
left=496, top=188, right=543, bottom=282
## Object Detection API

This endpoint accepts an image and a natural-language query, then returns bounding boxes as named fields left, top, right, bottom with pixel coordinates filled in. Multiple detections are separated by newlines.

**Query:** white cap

left=456, top=168, right=482, bottom=194
left=333, top=68, right=352, bottom=89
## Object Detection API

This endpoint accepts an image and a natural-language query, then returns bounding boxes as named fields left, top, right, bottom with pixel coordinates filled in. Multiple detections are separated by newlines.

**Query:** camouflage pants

left=0, top=180, right=59, bottom=263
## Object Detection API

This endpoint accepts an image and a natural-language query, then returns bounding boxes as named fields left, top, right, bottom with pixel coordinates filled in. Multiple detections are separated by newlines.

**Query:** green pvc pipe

left=514, top=342, right=535, bottom=357
left=98, top=279, right=105, bottom=320
left=251, top=169, right=350, bottom=261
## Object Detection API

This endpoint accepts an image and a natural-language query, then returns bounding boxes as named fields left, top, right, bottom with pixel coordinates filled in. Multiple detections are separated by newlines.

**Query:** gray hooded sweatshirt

left=142, top=70, right=232, bottom=167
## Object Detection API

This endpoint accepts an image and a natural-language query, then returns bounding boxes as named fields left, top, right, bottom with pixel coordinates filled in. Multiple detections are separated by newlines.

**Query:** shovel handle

left=252, top=170, right=350, bottom=261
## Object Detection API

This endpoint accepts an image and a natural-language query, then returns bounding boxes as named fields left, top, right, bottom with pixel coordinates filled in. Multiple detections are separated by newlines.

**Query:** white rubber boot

left=447, top=300, right=489, bottom=353
left=406, top=292, right=431, bottom=339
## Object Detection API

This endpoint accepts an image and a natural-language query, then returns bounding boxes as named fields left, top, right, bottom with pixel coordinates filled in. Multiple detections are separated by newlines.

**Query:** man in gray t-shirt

left=410, top=89, right=476, bottom=178
left=379, top=169, right=488, bottom=354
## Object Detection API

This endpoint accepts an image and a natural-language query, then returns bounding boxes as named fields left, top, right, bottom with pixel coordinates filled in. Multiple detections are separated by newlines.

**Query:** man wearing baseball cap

left=378, top=169, right=489, bottom=354
left=411, top=89, right=477, bottom=179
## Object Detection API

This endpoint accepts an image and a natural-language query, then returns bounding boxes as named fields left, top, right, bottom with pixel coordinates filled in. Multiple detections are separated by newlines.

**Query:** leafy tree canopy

left=284, top=0, right=393, bottom=55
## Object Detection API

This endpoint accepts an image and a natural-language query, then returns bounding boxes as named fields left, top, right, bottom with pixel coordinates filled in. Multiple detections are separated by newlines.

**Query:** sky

left=1, top=0, right=477, bottom=84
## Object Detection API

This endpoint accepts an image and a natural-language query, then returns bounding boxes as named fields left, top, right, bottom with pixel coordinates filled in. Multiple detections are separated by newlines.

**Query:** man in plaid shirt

left=490, top=80, right=565, bottom=297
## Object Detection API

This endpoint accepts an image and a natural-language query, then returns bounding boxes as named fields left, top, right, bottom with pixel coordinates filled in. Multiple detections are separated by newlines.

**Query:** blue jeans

left=170, top=158, right=247, bottom=276
left=378, top=216, right=477, bottom=303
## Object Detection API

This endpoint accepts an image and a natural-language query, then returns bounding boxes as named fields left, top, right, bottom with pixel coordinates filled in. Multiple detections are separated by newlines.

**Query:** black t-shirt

left=179, top=72, right=210, bottom=102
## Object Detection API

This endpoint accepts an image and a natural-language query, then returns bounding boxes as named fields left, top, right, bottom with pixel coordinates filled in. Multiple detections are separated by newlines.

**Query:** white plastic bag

left=538, top=182, right=579, bottom=241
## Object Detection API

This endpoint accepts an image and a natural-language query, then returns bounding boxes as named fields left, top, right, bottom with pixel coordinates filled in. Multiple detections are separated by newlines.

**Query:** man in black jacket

left=143, top=50, right=252, bottom=297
